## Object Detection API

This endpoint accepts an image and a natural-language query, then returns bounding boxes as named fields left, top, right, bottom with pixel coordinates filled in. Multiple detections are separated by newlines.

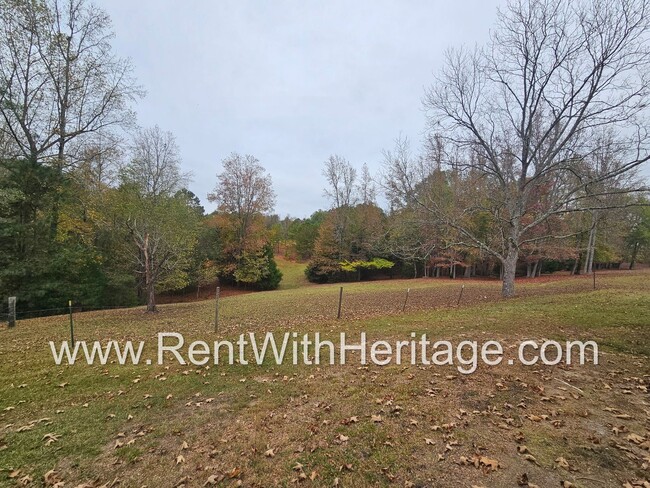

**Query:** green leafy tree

left=289, top=211, right=326, bottom=260
left=113, top=186, right=199, bottom=311
left=114, top=126, right=198, bottom=312
left=233, top=244, right=282, bottom=290
left=0, top=158, right=110, bottom=311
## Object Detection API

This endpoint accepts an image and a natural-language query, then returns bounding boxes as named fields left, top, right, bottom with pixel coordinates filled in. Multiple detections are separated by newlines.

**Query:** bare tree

left=0, top=0, right=142, bottom=241
left=358, top=163, right=377, bottom=205
left=323, top=155, right=357, bottom=208
left=208, top=153, right=275, bottom=254
left=120, top=193, right=199, bottom=313
left=0, top=0, right=51, bottom=161
left=40, top=0, right=142, bottom=169
left=0, top=0, right=142, bottom=164
left=121, top=126, right=187, bottom=198
left=392, top=0, right=650, bottom=297
left=322, top=155, right=358, bottom=258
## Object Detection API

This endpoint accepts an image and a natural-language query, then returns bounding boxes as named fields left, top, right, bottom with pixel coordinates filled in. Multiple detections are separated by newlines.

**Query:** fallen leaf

left=523, top=454, right=539, bottom=465
left=43, top=470, right=62, bottom=486
left=556, top=457, right=570, bottom=469
left=203, top=474, right=222, bottom=486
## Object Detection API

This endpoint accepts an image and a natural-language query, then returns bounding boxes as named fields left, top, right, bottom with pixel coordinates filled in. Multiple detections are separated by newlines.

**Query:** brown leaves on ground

left=59, top=354, right=646, bottom=487
left=2, top=271, right=650, bottom=487
left=459, top=454, right=502, bottom=472
left=43, top=469, right=63, bottom=487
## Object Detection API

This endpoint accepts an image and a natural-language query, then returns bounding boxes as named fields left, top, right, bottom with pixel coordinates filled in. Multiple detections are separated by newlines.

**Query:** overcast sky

left=103, top=0, right=506, bottom=217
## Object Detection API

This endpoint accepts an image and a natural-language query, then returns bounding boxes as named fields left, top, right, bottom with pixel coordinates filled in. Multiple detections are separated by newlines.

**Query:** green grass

left=0, top=270, right=649, bottom=487
left=276, top=257, right=309, bottom=290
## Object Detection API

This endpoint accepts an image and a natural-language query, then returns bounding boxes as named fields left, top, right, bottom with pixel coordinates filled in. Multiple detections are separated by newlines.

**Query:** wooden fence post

left=68, top=300, right=75, bottom=346
left=402, top=288, right=410, bottom=312
left=214, top=286, right=220, bottom=332
left=337, top=287, right=343, bottom=319
left=456, top=285, right=465, bottom=307
left=8, top=297, right=16, bottom=328
left=593, top=269, right=596, bottom=290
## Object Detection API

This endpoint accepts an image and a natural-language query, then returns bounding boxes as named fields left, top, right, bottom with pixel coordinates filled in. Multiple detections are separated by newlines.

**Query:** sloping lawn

left=0, top=271, right=649, bottom=487
left=276, top=257, right=310, bottom=290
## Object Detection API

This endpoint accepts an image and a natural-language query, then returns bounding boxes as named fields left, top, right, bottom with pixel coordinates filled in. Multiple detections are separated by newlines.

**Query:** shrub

left=233, top=244, right=283, bottom=290
left=305, top=257, right=341, bottom=283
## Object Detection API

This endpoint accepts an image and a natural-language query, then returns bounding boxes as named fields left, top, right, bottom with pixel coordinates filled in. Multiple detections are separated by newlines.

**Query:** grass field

left=1, top=270, right=649, bottom=487
left=276, top=258, right=310, bottom=290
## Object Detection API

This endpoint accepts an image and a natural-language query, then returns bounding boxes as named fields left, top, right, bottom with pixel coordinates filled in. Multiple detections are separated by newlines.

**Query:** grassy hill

left=276, top=257, right=310, bottom=290
left=1, top=271, right=649, bottom=487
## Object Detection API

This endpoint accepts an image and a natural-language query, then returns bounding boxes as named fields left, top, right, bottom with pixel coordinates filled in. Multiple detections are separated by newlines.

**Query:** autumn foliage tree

left=208, top=153, right=282, bottom=289
left=307, top=156, right=391, bottom=283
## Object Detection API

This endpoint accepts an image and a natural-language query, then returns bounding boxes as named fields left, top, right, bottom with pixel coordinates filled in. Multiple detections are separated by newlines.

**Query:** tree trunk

left=143, top=233, right=157, bottom=312
left=583, top=213, right=598, bottom=274
left=50, top=39, right=72, bottom=240
left=146, top=279, right=156, bottom=312
left=586, top=232, right=596, bottom=274
left=630, top=242, right=639, bottom=270
left=501, top=248, right=518, bottom=297
left=571, top=258, right=579, bottom=275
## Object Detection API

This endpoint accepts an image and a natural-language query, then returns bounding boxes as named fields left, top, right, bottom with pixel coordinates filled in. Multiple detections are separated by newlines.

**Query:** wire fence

left=0, top=269, right=620, bottom=329
left=0, top=303, right=139, bottom=321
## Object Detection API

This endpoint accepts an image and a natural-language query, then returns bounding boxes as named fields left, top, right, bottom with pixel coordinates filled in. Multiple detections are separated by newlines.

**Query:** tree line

left=286, top=0, right=650, bottom=297
left=2, top=0, right=650, bottom=316
left=0, top=0, right=281, bottom=314
left=292, top=150, right=650, bottom=290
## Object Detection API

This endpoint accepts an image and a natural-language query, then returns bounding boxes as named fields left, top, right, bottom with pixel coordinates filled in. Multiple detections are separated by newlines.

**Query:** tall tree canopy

left=207, top=153, right=282, bottom=289
left=0, top=0, right=142, bottom=165
left=208, top=153, right=275, bottom=256
left=387, top=0, right=650, bottom=296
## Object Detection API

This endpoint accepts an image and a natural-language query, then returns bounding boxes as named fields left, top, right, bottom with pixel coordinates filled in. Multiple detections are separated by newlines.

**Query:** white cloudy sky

left=103, top=0, right=506, bottom=217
